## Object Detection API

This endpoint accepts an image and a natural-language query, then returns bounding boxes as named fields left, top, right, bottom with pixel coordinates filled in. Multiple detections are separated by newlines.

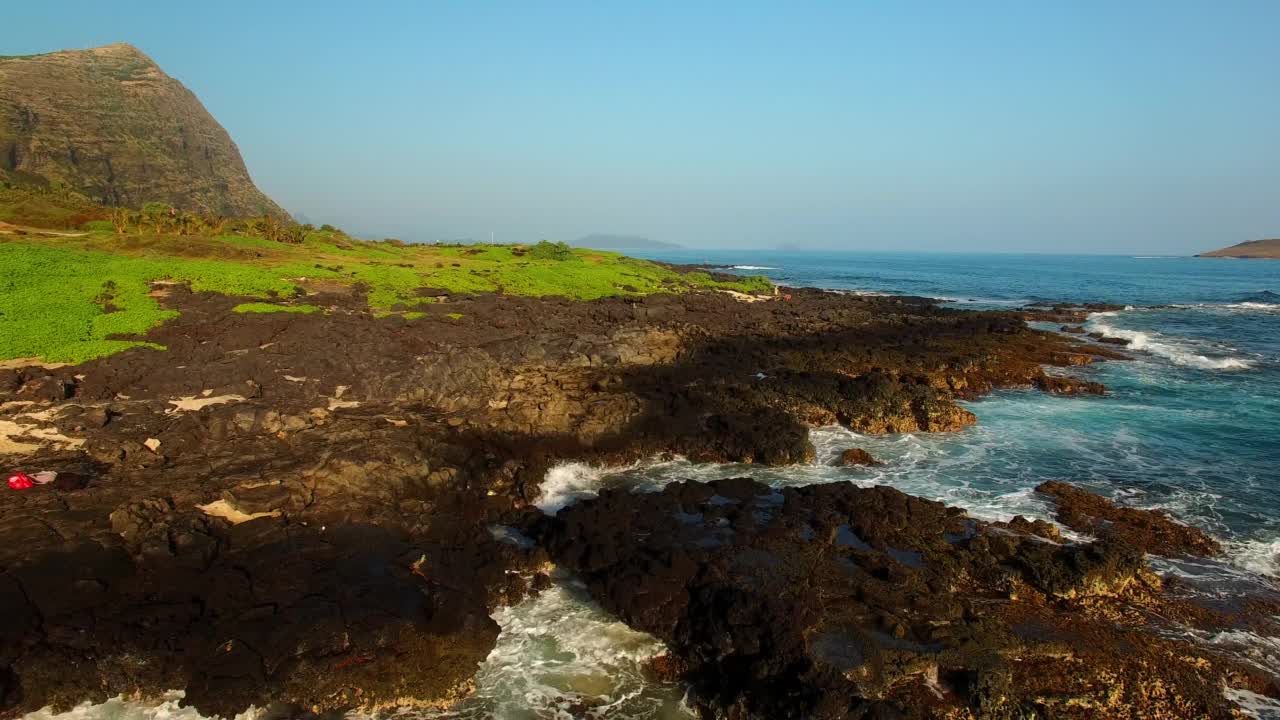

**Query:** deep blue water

left=626, top=251, right=1280, bottom=582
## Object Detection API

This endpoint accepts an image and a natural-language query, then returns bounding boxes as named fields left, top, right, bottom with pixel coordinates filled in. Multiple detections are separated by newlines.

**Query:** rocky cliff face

left=0, top=43, right=286, bottom=217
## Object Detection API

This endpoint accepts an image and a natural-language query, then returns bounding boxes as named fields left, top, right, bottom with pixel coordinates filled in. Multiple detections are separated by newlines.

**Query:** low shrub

left=527, top=240, right=575, bottom=261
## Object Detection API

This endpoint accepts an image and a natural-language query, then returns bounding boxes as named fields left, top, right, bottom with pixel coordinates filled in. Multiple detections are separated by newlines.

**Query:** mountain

left=572, top=233, right=681, bottom=250
left=1197, top=239, right=1280, bottom=259
left=0, top=43, right=285, bottom=217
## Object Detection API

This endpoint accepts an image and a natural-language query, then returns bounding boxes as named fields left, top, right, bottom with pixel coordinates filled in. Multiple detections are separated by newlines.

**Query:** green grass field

left=0, top=192, right=771, bottom=363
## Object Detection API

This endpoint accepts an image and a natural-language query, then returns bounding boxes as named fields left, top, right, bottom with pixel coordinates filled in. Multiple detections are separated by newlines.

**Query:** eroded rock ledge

left=541, top=478, right=1276, bottom=719
left=0, top=286, right=1197, bottom=716
left=1037, top=480, right=1223, bottom=557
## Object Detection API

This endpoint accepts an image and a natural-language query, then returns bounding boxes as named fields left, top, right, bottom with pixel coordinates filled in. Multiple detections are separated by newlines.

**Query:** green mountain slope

left=0, top=43, right=285, bottom=217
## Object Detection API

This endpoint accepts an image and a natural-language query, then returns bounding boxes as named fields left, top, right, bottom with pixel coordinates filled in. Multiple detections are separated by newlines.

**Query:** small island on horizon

left=1197, top=238, right=1280, bottom=258
left=571, top=233, right=681, bottom=250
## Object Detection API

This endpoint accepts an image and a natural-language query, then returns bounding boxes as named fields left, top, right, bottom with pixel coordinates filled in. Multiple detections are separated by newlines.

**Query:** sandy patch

left=720, top=290, right=770, bottom=303
left=168, top=394, right=246, bottom=412
left=147, top=280, right=185, bottom=299
left=0, top=418, right=84, bottom=455
left=328, top=385, right=360, bottom=411
left=197, top=499, right=282, bottom=524
left=0, top=358, right=70, bottom=371
left=0, top=221, right=86, bottom=238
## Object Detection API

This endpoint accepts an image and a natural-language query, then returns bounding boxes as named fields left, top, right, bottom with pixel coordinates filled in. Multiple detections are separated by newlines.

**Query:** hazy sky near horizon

left=8, top=1, right=1280, bottom=253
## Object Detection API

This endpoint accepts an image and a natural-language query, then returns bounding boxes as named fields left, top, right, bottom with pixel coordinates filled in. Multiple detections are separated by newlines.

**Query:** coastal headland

left=1198, top=239, right=1280, bottom=259
left=1, top=187, right=1277, bottom=718
left=1, top=40, right=1277, bottom=719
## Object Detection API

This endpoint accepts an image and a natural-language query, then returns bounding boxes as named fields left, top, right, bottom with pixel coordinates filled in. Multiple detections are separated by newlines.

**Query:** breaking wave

left=728, top=265, right=776, bottom=270
left=420, top=579, right=690, bottom=719
left=1226, top=687, right=1280, bottom=720
left=1171, top=302, right=1280, bottom=315
left=1087, top=312, right=1255, bottom=370
left=536, top=462, right=628, bottom=514
left=1222, top=302, right=1280, bottom=313
left=1223, top=539, right=1280, bottom=579
left=21, top=693, right=257, bottom=720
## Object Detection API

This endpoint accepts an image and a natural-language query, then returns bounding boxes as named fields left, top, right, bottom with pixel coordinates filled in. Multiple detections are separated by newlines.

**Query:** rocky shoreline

left=1, top=286, right=1275, bottom=718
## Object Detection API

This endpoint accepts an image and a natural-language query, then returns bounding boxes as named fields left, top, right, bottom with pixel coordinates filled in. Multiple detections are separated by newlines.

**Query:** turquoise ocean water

left=622, top=250, right=1280, bottom=572
left=491, top=250, right=1280, bottom=720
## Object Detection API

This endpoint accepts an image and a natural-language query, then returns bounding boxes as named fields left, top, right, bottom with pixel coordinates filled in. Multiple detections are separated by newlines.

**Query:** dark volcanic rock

left=1019, top=303, right=1125, bottom=324
left=0, top=287, right=1137, bottom=715
left=836, top=448, right=882, bottom=466
left=2, top=513, right=538, bottom=716
left=1033, top=374, right=1106, bottom=395
left=1036, top=481, right=1222, bottom=557
left=1088, top=332, right=1131, bottom=346
left=542, top=478, right=1261, bottom=719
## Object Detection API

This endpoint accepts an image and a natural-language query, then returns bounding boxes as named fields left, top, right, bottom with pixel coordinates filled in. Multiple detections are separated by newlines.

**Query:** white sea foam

left=1165, top=626, right=1280, bottom=704
left=1226, top=687, right=1280, bottom=720
left=1087, top=312, right=1255, bottom=370
left=1224, top=302, right=1280, bottom=313
left=535, top=461, right=624, bottom=513
left=534, top=426, right=1063, bottom=527
left=419, top=579, right=690, bottom=719
left=1224, top=539, right=1280, bottom=579
left=1170, top=301, right=1280, bottom=315
left=728, top=265, right=776, bottom=270
left=22, top=692, right=259, bottom=720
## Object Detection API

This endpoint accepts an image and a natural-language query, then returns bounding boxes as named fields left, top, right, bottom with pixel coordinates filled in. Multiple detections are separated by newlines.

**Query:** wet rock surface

left=836, top=448, right=882, bottom=466
left=542, top=477, right=1274, bottom=719
left=0, top=285, right=1212, bottom=716
left=1018, top=302, right=1126, bottom=324
left=1036, top=481, right=1223, bottom=557
left=3, top=519, right=529, bottom=717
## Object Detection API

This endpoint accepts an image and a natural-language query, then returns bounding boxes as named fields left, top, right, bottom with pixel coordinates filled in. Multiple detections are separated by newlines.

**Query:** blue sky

left=8, top=1, right=1279, bottom=252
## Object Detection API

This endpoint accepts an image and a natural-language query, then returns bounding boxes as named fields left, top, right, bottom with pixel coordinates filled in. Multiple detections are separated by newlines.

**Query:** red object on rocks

left=7, top=473, right=35, bottom=490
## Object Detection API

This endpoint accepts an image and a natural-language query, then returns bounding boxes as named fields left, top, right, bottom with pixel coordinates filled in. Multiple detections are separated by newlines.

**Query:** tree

left=141, top=202, right=169, bottom=234
left=280, top=224, right=306, bottom=244
left=245, top=216, right=266, bottom=239
left=110, top=207, right=130, bottom=235
left=262, top=214, right=282, bottom=242
left=528, top=240, right=574, bottom=261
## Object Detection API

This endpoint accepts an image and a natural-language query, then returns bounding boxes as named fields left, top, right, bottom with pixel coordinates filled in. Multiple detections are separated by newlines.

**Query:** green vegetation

left=0, top=184, right=772, bottom=363
left=446, top=312, right=464, bottom=320
left=233, top=302, right=320, bottom=314
left=526, top=240, right=574, bottom=261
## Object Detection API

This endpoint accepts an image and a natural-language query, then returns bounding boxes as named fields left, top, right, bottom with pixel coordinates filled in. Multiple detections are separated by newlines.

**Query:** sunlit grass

left=0, top=210, right=771, bottom=362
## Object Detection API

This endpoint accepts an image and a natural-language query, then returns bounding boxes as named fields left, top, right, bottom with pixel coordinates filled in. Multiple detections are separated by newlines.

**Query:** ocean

left=522, top=251, right=1280, bottom=719
left=31, top=252, right=1280, bottom=719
